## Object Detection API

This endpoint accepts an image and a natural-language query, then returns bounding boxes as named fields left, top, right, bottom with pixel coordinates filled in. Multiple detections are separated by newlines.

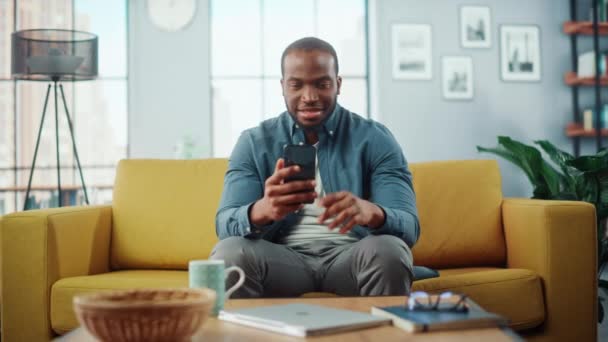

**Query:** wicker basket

left=73, top=288, right=216, bottom=342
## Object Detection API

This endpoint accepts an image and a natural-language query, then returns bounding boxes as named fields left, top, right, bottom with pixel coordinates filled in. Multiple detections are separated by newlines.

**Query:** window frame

left=0, top=0, right=129, bottom=213
left=209, top=0, right=371, bottom=157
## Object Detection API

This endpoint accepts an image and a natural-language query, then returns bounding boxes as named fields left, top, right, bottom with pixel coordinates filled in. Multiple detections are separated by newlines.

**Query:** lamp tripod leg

left=54, top=81, right=62, bottom=206
left=59, top=84, right=89, bottom=205
left=23, top=84, right=52, bottom=211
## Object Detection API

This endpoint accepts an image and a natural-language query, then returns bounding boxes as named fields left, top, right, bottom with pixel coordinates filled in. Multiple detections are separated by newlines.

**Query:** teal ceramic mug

left=188, top=260, right=245, bottom=316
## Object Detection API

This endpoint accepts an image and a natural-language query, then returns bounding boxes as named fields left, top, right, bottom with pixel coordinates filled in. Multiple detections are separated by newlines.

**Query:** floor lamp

left=11, top=29, right=98, bottom=210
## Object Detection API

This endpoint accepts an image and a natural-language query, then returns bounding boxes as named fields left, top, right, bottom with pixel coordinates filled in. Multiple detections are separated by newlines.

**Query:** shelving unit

left=563, top=21, right=608, bottom=35
left=564, top=0, right=605, bottom=156
left=566, top=122, right=608, bottom=137
left=564, top=71, right=608, bottom=86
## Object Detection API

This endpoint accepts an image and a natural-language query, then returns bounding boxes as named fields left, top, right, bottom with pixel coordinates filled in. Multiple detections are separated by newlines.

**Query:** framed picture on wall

left=500, top=25, right=541, bottom=81
left=442, top=56, right=474, bottom=100
left=391, top=24, right=432, bottom=80
left=460, top=6, right=492, bottom=48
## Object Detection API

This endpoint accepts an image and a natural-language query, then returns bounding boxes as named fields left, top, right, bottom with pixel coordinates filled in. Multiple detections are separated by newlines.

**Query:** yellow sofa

left=0, top=159, right=597, bottom=341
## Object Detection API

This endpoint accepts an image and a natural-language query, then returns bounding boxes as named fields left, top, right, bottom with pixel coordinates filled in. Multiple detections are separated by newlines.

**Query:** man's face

left=281, top=49, right=342, bottom=129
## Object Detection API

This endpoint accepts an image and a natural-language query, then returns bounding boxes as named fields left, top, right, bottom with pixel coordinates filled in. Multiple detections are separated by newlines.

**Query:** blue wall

left=370, top=0, right=576, bottom=197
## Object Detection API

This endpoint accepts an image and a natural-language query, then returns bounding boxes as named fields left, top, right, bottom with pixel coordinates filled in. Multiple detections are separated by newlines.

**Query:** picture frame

left=500, top=25, right=541, bottom=82
left=460, top=6, right=492, bottom=48
left=442, top=56, right=474, bottom=100
left=391, top=24, right=432, bottom=80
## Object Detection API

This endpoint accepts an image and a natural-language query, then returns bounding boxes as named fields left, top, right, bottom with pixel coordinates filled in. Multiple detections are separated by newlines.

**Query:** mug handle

left=224, top=266, right=245, bottom=299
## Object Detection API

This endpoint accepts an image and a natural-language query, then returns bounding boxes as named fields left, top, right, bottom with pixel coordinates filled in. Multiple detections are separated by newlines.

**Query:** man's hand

left=249, top=158, right=317, bottom=226
left=317, top=191, right=385, bottom=234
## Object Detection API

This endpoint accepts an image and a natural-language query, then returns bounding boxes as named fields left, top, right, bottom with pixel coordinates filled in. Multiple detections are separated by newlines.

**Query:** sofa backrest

left=409, top=160, right=505, bottom=268
left=111, top=159, right=225, bottom=270
left=111, top=158, right=505, bottom=270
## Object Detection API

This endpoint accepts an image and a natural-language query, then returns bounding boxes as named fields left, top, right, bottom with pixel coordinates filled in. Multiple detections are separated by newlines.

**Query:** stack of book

left=577, top=51, right=608, bottom=78
left=582, top=105, right=608, bottom=130
left=371, top=295, right=508, bottom=333
left=589, top=1, right=608, bottom=21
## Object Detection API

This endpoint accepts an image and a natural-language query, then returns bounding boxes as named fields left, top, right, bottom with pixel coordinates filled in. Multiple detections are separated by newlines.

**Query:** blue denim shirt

left=215, top=104, right=420, bottom=248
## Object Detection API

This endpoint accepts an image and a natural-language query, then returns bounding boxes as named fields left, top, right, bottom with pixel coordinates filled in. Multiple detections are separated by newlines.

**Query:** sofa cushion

left=413, top=267, right=545, bottom=331
left=111, top=159, right=227, bottom=270
left=50, top=270, right=188, bottom=334
left=409, top=160, right=506, bottom=268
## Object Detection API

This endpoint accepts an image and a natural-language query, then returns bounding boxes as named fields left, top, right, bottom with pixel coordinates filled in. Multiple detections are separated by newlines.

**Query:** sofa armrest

left=1, top=205, right=112, bottom=342
left=502, top=198, right=596, bottom=342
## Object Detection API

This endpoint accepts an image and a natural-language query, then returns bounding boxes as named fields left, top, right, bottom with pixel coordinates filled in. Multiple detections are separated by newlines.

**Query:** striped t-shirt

left=281, top=144, right=358, bottom=248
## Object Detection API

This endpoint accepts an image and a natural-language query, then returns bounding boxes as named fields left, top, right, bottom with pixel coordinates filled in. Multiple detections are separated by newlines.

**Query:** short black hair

left=280, top=37, right=339, bottom=76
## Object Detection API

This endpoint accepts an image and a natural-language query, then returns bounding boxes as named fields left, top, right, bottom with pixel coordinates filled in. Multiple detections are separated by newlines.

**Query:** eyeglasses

left=407, top=291, right=468, bottom=312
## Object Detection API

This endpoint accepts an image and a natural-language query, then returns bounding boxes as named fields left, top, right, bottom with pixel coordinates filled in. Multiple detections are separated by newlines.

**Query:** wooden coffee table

left=57, top=296, right=522, bottom=341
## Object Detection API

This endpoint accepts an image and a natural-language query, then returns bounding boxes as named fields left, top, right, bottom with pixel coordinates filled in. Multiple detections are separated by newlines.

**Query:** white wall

left=128, top=0, right=211, bottom=159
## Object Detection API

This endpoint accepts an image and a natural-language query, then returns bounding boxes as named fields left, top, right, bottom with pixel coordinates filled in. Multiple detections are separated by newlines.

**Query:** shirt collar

left=287, top=103, right=342, bottom=140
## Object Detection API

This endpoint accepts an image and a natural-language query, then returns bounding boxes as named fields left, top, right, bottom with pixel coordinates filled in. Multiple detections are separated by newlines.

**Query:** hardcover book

left=371, top=302, right=508, bottom=333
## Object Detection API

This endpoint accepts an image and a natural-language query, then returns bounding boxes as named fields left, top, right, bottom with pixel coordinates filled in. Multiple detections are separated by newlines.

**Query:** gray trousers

left=209, top=235, right=414, bottom=298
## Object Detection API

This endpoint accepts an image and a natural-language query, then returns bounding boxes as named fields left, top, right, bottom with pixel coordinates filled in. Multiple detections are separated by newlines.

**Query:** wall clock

left=147, top=0, right=197, bottom=32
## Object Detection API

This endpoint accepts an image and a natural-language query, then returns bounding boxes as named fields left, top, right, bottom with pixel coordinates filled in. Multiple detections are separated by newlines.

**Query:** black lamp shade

left=11, top=29, right=98, bottom=81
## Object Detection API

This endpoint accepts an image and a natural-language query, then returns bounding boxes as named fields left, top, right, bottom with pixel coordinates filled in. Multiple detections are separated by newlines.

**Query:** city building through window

left=0, top=0, right=127, bottom=214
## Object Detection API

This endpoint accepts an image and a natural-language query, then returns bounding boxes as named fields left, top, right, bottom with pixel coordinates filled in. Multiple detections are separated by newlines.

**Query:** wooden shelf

left=566, top=122, right=608, bottom=137
left=563, top=21, right=608, bottom=35
left=564, top=71, right=608, bottom=86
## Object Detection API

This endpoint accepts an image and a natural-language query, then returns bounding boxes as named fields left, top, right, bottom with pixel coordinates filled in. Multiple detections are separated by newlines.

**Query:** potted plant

left=477, top=136, right=608, bottom=322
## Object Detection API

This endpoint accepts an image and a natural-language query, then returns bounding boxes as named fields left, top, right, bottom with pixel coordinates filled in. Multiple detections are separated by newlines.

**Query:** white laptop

left=218, top=303, right=391, bottom=337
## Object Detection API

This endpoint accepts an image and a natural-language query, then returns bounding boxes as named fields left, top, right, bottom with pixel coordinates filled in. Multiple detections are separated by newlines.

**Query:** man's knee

left=356, top=235, right=413, bottom=269
left=210, top=237, right=258, bottom=266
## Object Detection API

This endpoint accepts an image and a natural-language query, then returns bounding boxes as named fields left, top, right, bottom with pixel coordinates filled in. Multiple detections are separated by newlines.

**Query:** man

left=211, top=37, right=419, bottom=298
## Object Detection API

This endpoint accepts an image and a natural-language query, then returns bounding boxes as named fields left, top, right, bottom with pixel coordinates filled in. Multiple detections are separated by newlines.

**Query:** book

left=582, top=105, right=608, bottom=130
left=370, top=302, right=508, bottom=333
left=577, top=50, right=608, bottom=78
left=589, top=0, right=608, bottom=21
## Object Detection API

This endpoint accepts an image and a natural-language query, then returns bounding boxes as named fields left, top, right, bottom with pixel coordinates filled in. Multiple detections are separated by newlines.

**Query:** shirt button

left=299, top=141, right=304, bottom=145
left=329, top=130, right=334, bottom=135
left=295, top=124, right=299, bottom=128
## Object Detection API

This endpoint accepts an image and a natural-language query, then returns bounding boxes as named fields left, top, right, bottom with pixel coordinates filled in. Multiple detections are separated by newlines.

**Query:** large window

left=0, top=0, right=128, bottom=214
left=211, top=0, right=368, bottom=157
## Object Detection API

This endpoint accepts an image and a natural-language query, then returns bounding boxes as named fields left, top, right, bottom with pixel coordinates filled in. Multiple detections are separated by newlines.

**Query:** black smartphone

left=283, top=144, right=316, bottom=203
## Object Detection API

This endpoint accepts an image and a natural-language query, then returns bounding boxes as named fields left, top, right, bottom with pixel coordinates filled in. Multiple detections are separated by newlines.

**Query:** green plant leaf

left=477, top=137, right=560, bottom=199
left=534, top=140, right=574, bottom=164
left=568, top=151, right=608, bottom=215
left=496, top=136, right=539, bottom=178
left=597, top=206, right=608, bottom=222
left=535, top=140, right=578, bottom=195
left=578, top=173, right=599, bottom=204
left=476, top=145, right=540, bottom=194
left=539, top=161, right=563, bottom=197
left=568, top=155, right=608, bottom=173
left=596, top=173, right=608, bottom=220
left=497, top=136, right=561, bottom=198
left=552, top=191, right=578, bottom=200
left=476, top=146, right=520, bottom=167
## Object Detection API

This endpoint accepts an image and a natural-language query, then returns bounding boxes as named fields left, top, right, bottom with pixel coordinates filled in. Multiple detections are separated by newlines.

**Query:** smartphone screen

left=283, top=144, right=316, bottom=193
